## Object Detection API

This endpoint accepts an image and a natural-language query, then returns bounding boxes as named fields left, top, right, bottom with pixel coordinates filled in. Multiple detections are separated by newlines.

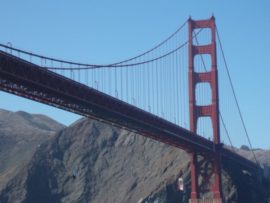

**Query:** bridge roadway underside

left=0, top=51, right=257, bottom=171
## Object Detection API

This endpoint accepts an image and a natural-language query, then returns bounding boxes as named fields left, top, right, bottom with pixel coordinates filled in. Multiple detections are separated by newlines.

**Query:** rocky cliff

left=0, top=109, right=64, bottom=192
left=0, top=111, right=269, bottom=203
left=0, top=118, right=190, bottom=203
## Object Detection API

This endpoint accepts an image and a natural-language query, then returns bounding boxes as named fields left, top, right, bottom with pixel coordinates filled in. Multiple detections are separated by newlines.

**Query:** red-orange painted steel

left=188, top=16, right=222, bottom=199
left=0, top=22, right=259, bottom=200
left=0, top=52, right=256, bottom=173
left=0, top=52, right=257, bottom=174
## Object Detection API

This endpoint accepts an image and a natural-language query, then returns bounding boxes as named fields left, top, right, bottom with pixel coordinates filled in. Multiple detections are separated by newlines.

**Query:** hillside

left=0, top=112, right=269, bottom=202
left=0, top=118, right=191, bottom=202
left=237, top=147, right=270, bottom=166
left=0, top=109, right=64, bottom=191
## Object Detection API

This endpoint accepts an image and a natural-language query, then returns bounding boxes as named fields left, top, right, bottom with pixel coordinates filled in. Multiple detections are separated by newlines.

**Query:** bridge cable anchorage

left=0, top=20, right=187, bottom=69
left=194, top=30, right=235, bottom=150
left=215, top=25, right=259, bottom=166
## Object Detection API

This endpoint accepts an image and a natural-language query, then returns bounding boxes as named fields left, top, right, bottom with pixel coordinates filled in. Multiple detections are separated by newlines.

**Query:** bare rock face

left=0, top=109, right=65, bottom=192
left=0, top=111, right=270, bottom=203
left=0, top=118, right=189, bottom=203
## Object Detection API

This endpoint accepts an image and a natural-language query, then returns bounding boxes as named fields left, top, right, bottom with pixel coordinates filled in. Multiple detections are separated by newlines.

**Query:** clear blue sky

left=0, top=0, right=270, bottom=149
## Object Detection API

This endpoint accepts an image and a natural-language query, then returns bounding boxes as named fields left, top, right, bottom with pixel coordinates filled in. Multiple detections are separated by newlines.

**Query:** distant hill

left=236, top=147, right=270, bottom=167
left=0, top=109, right=64, bottom=192
left=0, top=110, right=269, bottom=202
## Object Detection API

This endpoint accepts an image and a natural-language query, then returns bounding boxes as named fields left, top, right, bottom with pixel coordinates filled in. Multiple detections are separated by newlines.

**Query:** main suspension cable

left=216, top=25, right=259, bottom=165
left=45, top=39, right=192, bottom=69
left=0, top=20, right=188, bottom=69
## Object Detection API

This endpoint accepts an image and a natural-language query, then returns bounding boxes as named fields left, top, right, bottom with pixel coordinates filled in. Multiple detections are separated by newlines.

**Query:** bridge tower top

left=188, top=16, right=220, bottom=145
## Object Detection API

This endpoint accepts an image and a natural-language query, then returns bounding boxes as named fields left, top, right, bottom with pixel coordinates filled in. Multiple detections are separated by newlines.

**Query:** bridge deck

left=0, top=51, right=258, bottom=171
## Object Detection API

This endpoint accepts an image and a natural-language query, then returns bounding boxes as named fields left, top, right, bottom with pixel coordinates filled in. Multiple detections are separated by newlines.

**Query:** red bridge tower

left=188, top=16, right=222, bottom=203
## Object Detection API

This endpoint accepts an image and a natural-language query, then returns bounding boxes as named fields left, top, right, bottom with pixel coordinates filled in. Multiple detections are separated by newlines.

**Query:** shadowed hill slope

left=0, top=109, right=65, bottom=192
left=0, top=114, right=270, bottom=202
left=1, top=118, right=189, bottom=203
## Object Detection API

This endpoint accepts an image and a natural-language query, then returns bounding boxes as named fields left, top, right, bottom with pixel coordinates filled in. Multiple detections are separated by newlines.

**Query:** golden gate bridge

left=0, top=16, right=260, bottom=203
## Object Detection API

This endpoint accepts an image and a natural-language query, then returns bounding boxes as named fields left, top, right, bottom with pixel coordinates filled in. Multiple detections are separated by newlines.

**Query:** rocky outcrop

left=0, top=118, right=190, bottom=203
left=0, top=109, right=64, bottom=192
left=0, top=111, right=269, bottom=202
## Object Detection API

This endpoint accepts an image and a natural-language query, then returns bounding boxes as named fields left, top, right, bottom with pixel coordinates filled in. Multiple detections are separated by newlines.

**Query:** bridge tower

left=188, top=17, right=222, bottom=203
